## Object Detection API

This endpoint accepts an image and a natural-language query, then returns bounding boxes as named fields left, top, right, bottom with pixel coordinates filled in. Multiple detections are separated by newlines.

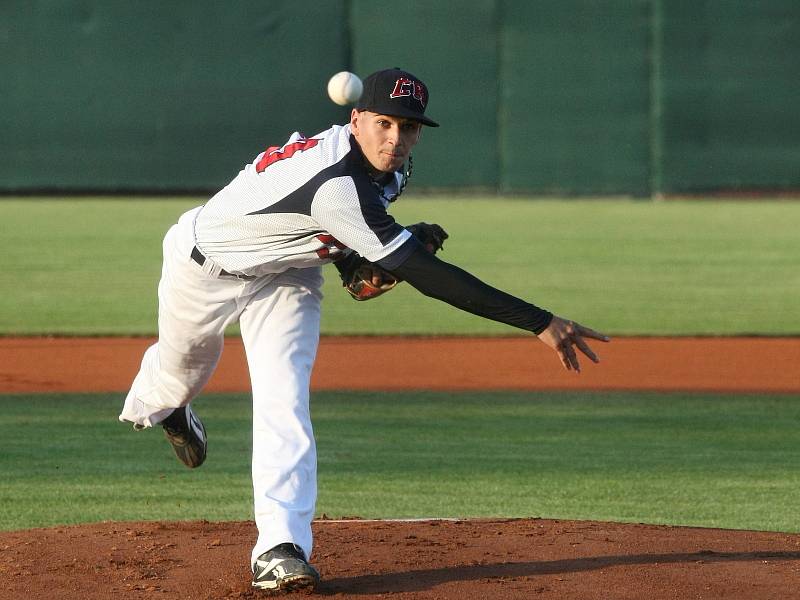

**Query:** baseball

left=327, top=71, right=363, bottom=106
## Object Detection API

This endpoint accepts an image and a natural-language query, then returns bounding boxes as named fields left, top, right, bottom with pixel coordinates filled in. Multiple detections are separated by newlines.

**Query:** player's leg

left=238, top=267, right=323, bottom=576
left=119, top=210, right=242, bottom=428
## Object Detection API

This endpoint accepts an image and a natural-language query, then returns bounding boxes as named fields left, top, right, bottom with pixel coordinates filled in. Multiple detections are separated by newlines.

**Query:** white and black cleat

left=161, top=405, right=207, bottom=468
left=252, top=543, right=320, bottom=594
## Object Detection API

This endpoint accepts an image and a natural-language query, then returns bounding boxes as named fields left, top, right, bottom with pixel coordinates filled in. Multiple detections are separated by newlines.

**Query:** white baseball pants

left=119, top=207, right=323, bottom=565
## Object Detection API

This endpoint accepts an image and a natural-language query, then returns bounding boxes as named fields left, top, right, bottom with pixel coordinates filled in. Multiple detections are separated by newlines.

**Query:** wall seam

left=496, top=0, right=505, bottom=194
left=648, top=0, right=665, bottom=199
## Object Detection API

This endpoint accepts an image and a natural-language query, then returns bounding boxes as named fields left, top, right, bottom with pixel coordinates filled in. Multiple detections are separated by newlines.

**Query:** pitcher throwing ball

left=119, top=67, right=609, bottom=595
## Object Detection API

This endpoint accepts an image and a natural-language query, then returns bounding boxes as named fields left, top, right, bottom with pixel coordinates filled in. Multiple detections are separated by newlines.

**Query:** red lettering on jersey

left=315, top=234, right=348, bottom=259
left=256, top=137, right=320, bottom=173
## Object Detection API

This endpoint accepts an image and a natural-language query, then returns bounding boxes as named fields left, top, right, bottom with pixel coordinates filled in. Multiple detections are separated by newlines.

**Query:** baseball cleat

left=252, top=543, right=320, bottom=594
left=161, top=405, right=207, bottom=468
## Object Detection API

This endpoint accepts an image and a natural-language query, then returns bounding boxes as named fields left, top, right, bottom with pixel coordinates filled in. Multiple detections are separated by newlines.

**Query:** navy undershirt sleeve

left=378, top=239, right=554, bottom=335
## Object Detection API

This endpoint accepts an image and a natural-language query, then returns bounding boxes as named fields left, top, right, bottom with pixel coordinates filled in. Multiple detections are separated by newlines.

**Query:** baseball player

left=119, top=67, right=608, bottom=595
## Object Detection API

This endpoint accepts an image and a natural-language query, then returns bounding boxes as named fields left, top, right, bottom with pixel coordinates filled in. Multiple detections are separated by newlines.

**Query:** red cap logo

left=389, top=77, right=427, bottom=108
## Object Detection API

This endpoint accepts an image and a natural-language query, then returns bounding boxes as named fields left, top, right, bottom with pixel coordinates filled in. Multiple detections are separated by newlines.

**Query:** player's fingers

left=371, top=268, right=389, bottom=286
left=562, top=343, right=580, bottom=372
left=576, top=324, right=611, bottom=342
left=573, top=336, right=600, bottom=363
left=555, top=346, right=572, bottom=371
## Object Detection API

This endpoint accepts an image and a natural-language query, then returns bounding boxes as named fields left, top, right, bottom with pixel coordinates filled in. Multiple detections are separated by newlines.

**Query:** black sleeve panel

left=380, top=241, right=554, bottom=334
left=376, top=233, right=418, bottom=271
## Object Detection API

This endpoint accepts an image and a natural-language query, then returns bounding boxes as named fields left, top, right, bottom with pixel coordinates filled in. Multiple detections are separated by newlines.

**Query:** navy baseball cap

left=356, top=68, right=439, bottom=127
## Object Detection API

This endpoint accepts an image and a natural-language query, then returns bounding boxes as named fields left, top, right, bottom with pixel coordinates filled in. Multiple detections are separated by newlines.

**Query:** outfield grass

left=0, top=196, right=798, bottom=335
left=2, top=391, right=799, bottom=533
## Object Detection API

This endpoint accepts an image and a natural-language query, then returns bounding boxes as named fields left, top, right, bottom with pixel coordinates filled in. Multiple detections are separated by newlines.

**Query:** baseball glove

left=337, top=222, right=448, bottom=301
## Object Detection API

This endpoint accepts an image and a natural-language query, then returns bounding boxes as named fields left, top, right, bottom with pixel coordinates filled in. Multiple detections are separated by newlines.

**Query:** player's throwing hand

left=536, top=316, right=610, bottom=373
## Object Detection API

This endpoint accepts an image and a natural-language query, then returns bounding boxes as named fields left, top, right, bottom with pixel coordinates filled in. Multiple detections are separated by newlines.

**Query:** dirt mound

left=2, top=518, right=798, bottom=599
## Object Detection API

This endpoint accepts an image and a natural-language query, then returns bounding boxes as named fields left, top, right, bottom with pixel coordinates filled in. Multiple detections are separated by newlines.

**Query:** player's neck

left=361, top=161, right=391, bottom=183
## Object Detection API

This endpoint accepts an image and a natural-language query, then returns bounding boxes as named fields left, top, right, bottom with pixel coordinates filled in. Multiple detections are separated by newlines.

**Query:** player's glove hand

left=346, top=262, right=399, bottom=301
left=336, top=253, right=399, bottom=301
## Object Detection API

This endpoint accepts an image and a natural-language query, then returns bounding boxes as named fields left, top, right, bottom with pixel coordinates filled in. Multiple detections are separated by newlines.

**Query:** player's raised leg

left=119, top=209, right=243, bottom=466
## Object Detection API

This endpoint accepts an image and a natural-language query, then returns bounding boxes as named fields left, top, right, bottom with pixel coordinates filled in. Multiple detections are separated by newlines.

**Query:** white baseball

left=327, top=71, right=363, bottom=106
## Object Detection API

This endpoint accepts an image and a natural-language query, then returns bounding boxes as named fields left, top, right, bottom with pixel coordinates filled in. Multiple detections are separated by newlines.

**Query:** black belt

left=191, top=246, right=255, bottom=280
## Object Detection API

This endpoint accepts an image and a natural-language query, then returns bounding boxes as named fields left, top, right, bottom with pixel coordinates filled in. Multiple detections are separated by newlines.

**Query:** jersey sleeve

left=384, top=240, right=554, bottom=334
left=311, top=176, right=411, bottom=263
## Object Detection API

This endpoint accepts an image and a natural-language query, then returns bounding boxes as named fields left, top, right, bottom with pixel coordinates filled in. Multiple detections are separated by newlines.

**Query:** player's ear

left=406, top=122, right=422, bottom=146
left=350, top=109, right=361, bottom=133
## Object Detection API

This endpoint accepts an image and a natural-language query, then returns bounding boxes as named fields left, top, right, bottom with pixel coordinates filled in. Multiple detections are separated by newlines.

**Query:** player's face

left=350, top=110, right=422, bottom=174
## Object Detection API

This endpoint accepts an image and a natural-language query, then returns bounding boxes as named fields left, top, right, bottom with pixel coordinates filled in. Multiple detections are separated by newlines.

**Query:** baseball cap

left=356, top=68, right=439, bottom=127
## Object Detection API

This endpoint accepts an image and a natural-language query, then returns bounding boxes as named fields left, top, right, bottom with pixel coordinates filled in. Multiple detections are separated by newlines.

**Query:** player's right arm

left=382, top=240, right=609, bottom=372
left=383, top=239, right=553, bottom=333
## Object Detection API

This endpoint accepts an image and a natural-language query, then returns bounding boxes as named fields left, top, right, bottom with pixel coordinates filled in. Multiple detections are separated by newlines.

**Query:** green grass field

left=1, top=196, right=798, bottom=534
left=2, top=391, right=798, bottom=533
left=1, top=196, right=799, bottom=335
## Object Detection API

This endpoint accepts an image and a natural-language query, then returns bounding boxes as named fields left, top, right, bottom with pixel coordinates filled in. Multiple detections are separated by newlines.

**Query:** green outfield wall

left=658, top=1, right=800, bottom=194
left=3, top=1, right=798, bottom=195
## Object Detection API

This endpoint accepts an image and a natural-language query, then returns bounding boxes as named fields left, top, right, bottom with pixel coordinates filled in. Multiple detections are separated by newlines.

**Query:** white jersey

left=193, top=124, right=412, bottom=277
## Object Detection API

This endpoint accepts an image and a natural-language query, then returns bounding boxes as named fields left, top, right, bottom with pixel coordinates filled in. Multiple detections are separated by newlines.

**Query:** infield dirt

left=2, top=335, right=798, bottom=394
left=1, top=336, right=799, bottom=599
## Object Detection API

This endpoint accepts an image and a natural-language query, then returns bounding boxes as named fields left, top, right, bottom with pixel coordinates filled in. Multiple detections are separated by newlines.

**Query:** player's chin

left=380, top=154, right=406, bottom=172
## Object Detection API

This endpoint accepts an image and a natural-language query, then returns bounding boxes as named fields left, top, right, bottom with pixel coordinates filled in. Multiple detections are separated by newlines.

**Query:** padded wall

left=2, top=1, right=348, bottom=191
left=3, top=1, right=799, bottom=195
left=658, top=1, right=800, bottom=193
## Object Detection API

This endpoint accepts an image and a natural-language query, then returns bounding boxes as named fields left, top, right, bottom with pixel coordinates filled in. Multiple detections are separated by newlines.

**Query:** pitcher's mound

left=1, top=518, right=798, bottom=599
